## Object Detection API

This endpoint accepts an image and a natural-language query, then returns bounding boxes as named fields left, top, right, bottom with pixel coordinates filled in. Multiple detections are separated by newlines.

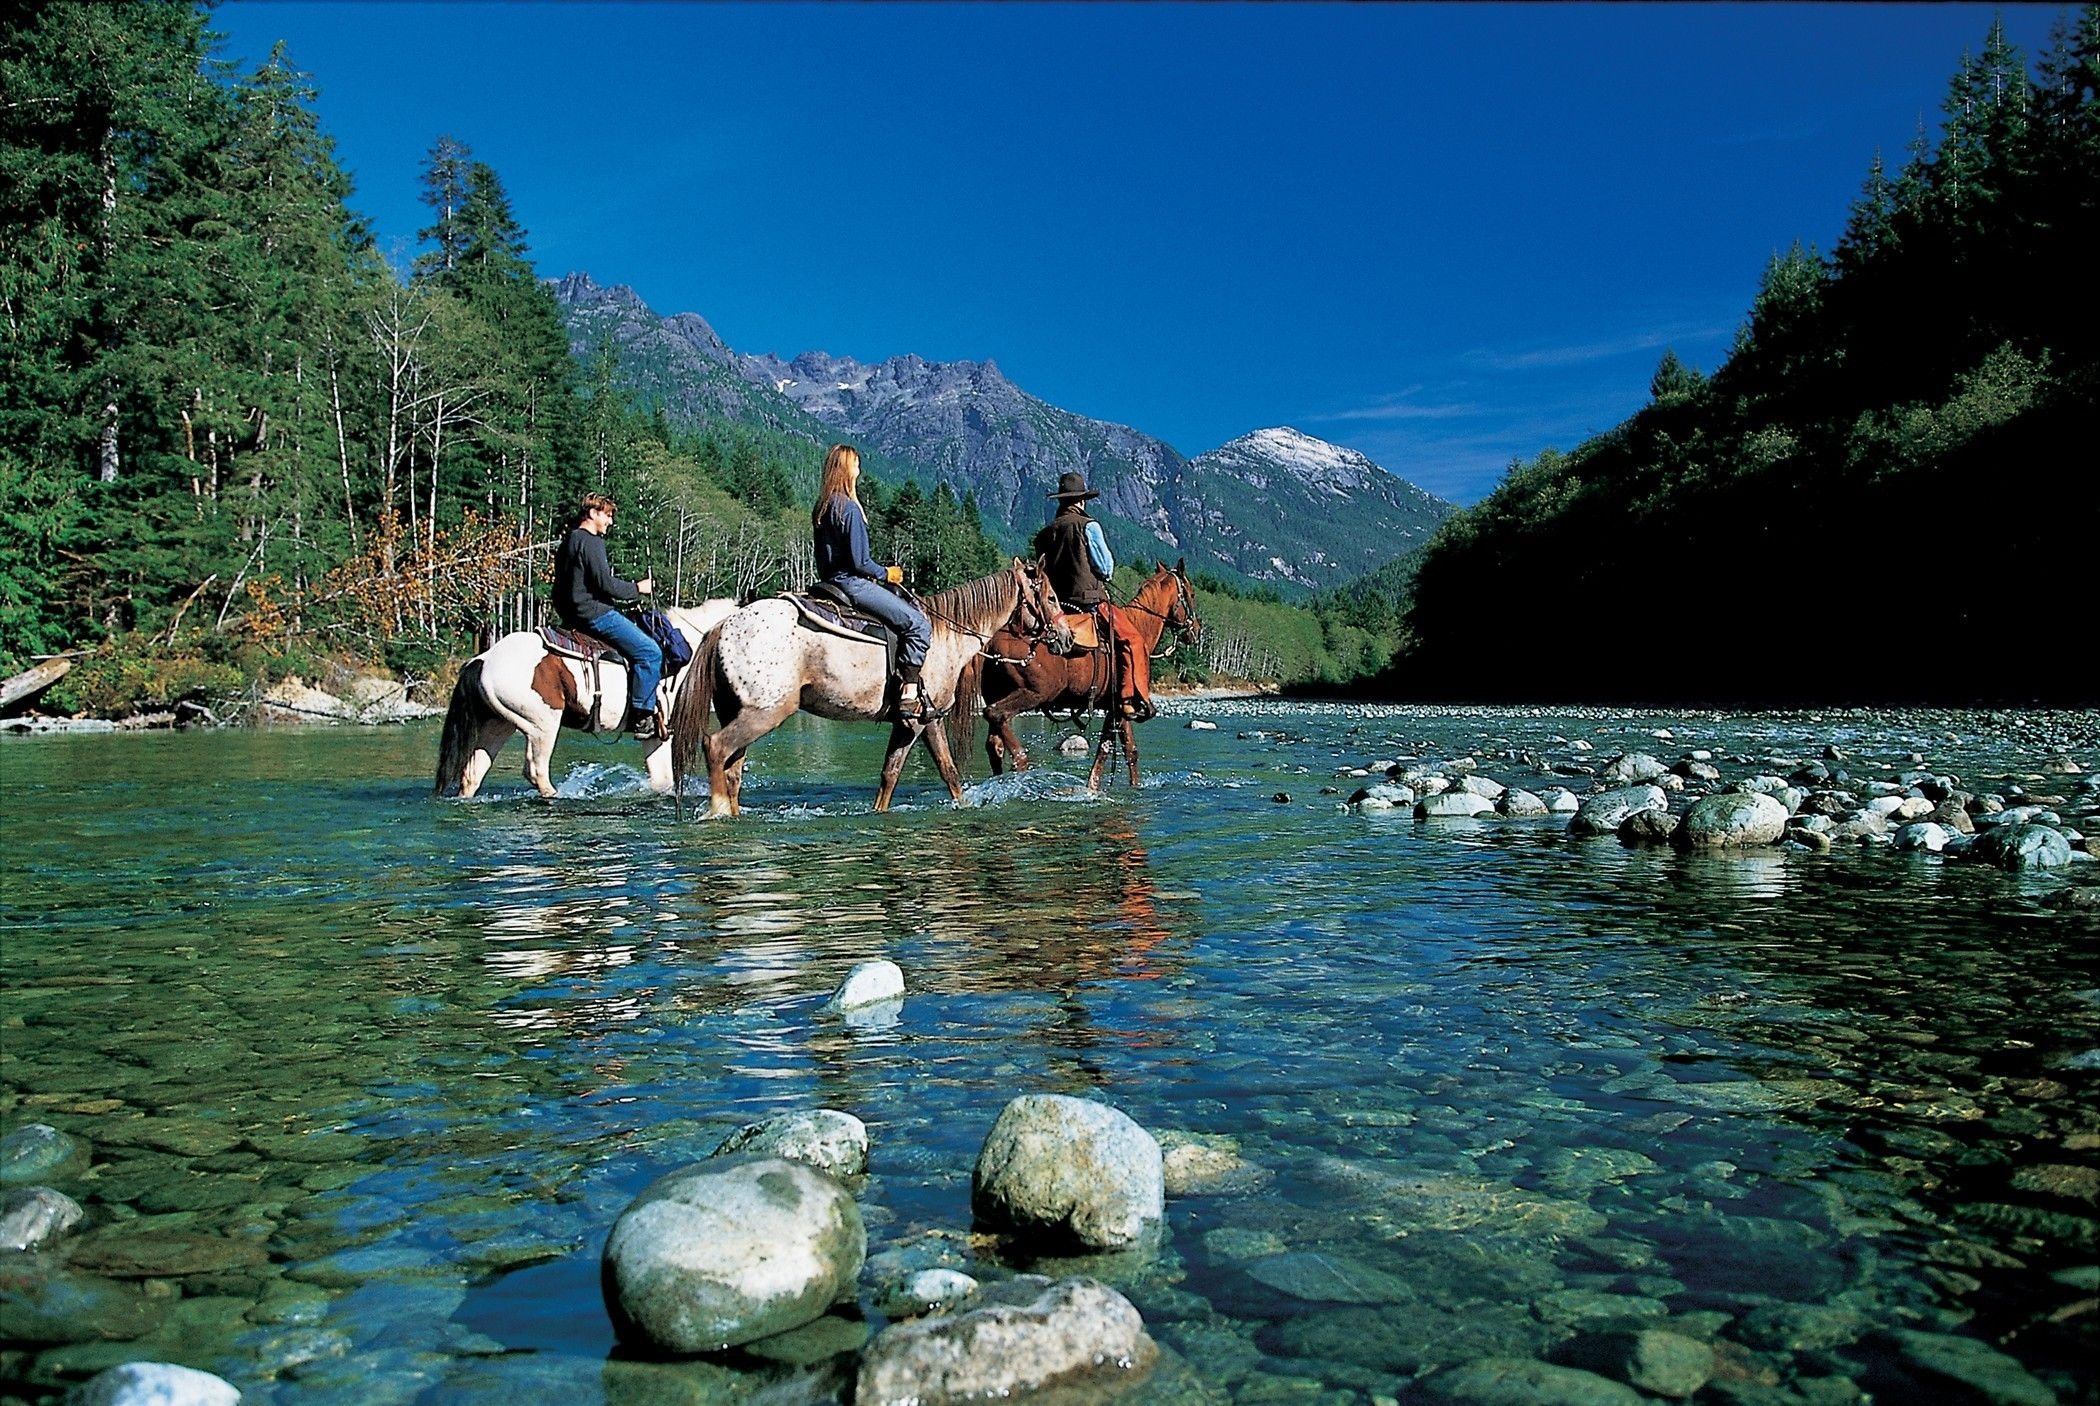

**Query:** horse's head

left=1014, top=558, right=1073, bottom=652
left=1162, top=558, right=1201, bottom=643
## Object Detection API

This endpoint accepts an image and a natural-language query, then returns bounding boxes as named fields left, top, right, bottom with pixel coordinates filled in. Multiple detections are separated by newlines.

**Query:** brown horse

left=972, top=560, right=1200, bottom=791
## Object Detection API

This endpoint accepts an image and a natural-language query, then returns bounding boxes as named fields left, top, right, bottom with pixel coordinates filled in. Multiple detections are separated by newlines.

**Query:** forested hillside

left=0, top=2, right=1007, bottom=713
left=1383, top=12, right=2098, bottom=706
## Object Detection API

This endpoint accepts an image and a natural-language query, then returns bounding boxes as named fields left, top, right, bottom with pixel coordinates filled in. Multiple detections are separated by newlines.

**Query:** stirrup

left=895, top=686, right=944, bottom=724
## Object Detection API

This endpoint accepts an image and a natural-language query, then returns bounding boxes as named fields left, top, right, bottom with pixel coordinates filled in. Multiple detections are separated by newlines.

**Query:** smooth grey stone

left=0, top=1263, right=164, bottom=1344
left=1540, top=787, right=1581, bottom=813
left=1880, top=1328, right=2058, bottom=1405
left=0, top=1186, right=85, bottom=1252
left=1456, top=774, right=1506, bottom=799
left=972, top=1095, right=1163, bottom=1251
left=1600, top=753, right=1668, bottom=786
left=1348, top=782, right=1415, bottom=811
left=1559, top=1328, right=1714, bottom=1398
left=1971, top=822, right=2074, bottom=870
left=0, top=1125, right=88, bottom=1186
left=601, top=1155, right=864, bottom=1353
left=1618, top=809, right=1678, bottom=846
left=826, top=960, right=904, bottom=1011
left=66, top=1362, right=240, bottom=1406
left=1416, top=1355, right=1642, bottom=1405
left=1732, top=1302, right=1864, bottom=1351
left=1245, top=1250, right=1413, bottom=1304
left=857, top=1275, right=1157, bottom=1406
left=1418, top=790, right=1496, bottom=819
left=1497, top=788, right=1549, bottom=817
left=873, top=1267, right=978, bottom=1319
left=1676, top=791, right=1790, bottom=848
left=713, top=1110, right=868, bottom=1178
left=1570, top=785, right=1667, bottom=836
left=1894, top=822, right=1949, bottom=853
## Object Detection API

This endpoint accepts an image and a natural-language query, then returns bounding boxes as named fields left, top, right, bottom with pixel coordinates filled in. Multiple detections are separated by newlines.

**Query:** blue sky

left=214, top=3, right=2069, bottom=504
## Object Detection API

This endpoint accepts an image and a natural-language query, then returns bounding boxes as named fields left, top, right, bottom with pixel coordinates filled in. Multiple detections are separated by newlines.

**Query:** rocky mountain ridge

left=554, top=273, right=1452, bottom=592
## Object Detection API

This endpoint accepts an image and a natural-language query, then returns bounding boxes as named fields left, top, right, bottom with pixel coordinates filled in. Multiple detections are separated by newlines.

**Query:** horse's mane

left=924, top=566, right=1018, bottom=633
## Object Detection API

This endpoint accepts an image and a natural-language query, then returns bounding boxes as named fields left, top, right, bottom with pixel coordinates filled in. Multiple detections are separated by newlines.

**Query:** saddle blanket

left=786, top=592, right=892, bottom=647
left=539, top=625, right=615, bottom=662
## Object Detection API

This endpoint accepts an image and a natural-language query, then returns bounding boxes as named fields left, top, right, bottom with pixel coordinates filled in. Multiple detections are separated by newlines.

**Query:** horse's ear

left=1176, top=557, right=1187, bottom=573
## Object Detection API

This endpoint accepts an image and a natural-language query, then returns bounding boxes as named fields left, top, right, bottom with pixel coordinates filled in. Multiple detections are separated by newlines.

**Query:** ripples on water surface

left=2, top=704, right=2096, bottom=1404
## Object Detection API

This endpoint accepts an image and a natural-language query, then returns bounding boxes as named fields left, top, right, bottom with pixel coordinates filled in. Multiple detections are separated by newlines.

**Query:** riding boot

left=894, top=664, right=939, bottom=723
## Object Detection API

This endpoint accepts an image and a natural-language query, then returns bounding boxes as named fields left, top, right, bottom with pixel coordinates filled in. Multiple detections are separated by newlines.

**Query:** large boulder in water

left=70, top=1362, right=240, bottom=1406
left=1570, top=786, right=1667, bottom=837
left=1600, top=753, right=1668, bottom=786
left=1970, top=822, right=2075, bottom=870
left=1418, top=790, right=1496, bottom=819
left=601, top=1155, right=864, bottom=1353
left=857, top=1275, right=1157, bottom=1406
left=1674, top=792, right=1790, bottom=849
left=713, top=1110, right=868, bottom=1178
left=972, top=1096, right=1162, bottom=1250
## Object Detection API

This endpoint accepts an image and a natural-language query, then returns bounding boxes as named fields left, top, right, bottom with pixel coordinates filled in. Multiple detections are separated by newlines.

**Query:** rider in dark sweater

left=553, top=491, right=662, bottom=740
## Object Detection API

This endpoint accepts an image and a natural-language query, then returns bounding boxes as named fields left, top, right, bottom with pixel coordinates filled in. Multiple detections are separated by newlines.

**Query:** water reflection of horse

left=433, top=601, right=736, bottom=800
left=972, top=561, right=1200, bottom=790
left=669, top=560, right=1063, bottom=818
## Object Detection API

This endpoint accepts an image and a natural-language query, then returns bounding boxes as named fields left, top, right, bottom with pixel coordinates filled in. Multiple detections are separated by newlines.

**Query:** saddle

left=783, top=583, right=901, bottom=705
left=539, top=625, right=615, bottom=662
left=1054, top=610, right=1104, bottom=653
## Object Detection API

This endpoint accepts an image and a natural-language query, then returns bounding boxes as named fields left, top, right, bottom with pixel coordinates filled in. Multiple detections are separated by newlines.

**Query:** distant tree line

left=0, top=1, right=1009, bottom=713
left=1377, top=10, right=2098, bottom=706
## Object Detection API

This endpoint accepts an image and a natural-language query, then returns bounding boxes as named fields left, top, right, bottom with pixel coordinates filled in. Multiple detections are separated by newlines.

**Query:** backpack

left=636, top=607, right=694, bottom=675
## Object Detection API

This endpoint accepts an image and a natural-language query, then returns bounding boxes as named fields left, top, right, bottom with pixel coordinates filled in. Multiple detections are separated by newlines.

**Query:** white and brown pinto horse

left=669, top=560, right=1064, bottom=818
left=433, top=601, right=736, bottom=799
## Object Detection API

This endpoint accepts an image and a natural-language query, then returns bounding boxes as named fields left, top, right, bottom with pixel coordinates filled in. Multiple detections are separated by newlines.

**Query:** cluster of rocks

left=1344, top=738, right=2096, bottom=873
left=599, top=1090, right=1165, bottom=1404
left=580, top=956, right=1188, bottom=1403
left=2, top=1128, right=245, bottom=1404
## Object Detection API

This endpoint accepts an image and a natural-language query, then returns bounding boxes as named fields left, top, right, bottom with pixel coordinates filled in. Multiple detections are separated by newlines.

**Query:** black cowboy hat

left=1046, top=471, right=1099, bottom=502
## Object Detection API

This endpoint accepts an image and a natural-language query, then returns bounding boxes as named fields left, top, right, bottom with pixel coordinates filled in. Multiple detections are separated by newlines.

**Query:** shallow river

left=2, top=703, right=2096, bottom=1405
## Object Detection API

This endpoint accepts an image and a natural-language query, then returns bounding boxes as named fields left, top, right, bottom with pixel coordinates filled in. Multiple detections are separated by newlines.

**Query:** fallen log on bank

left=0, top=658, right=71, bottom=714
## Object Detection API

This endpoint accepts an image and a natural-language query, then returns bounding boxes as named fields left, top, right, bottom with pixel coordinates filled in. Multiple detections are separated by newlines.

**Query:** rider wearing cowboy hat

left=1033, top=471, right=1152, bottom=721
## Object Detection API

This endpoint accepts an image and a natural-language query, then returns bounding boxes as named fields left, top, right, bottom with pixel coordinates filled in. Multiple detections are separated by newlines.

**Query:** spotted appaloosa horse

left=974, top=560, right=1200, bottom=791
left=433, top=600, right=736, bottom=799
left=668, top=560, right=1064, bottom=818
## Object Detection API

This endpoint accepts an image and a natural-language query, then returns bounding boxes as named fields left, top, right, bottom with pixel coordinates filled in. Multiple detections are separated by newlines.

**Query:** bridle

left=1116, top=568, right=1200, bottom=660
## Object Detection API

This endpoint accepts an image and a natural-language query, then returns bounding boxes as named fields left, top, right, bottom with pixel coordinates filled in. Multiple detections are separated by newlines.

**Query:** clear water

left=2, top=704, right=2096, bottom=1404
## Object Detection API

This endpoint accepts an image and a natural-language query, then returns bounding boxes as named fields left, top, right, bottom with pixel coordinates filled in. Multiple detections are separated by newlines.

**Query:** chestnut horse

left=974, top=561, right=1200, bottom=791
left=668, top=559, right=1065, bottom=818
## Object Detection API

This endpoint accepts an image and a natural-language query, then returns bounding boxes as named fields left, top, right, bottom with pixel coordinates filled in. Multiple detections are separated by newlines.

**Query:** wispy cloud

left=1306, top=396, right=1480, bottom=424
left=1464, top=322, right=1735, bottom=372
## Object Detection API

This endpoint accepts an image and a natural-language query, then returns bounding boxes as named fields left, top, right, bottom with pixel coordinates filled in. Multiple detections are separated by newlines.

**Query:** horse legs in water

left=873, top=721, right=921, bottom=813
left=700, top=700, right=794, bottom=818
left=919, top=717, right=969, bottom=804
left=1085, top=710, right=1141, bottom=792
left=982, top=698, right=1031, bottom=774
left=457, top=715, right=518, bottom=799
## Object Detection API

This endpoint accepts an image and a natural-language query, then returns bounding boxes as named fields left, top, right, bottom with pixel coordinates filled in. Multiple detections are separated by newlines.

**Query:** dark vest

left=1035, top=512, right=1109, bottom=607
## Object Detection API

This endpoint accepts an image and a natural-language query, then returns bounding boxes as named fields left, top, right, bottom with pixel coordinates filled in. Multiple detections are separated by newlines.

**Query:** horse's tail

left=668, top=623, right=722, bottom=803
left=947, top=651, right=982, bottom=774
left=433, top=658, right=487, bottom=797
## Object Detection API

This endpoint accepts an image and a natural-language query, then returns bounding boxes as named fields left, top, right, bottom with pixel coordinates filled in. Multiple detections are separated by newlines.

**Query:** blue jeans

left=580, top=609, right=663, bottom=715
left=828, top=575, right=930, bottom=668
